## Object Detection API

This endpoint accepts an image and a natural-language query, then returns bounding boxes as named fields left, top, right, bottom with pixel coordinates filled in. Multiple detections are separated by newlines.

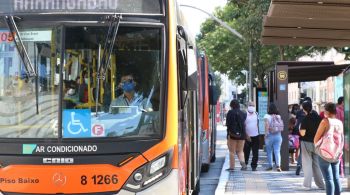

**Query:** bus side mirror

left=209, top=85, right=214, bottom=105
left=177, top=25, right=188, bottom=42
left=177, top=25, right=189, bottom=109
left=209, top=74, right=219, bottom=105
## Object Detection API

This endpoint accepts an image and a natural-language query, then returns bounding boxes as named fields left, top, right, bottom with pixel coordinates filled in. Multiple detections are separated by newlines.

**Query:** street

left=199, top=124, right=227, bottom=195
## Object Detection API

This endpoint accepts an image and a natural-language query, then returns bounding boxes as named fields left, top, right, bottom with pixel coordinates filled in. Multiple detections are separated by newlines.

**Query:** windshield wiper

left=4, top=16, right=36, bottom=77
left=95, top=14, right=122, bottom=115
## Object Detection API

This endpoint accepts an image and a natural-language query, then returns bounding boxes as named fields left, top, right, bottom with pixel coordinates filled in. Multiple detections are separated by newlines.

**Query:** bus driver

left=109, top=72, right=152, bottom=112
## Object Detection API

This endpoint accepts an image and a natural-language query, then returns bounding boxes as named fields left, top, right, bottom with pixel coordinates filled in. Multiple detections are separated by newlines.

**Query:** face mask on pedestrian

left=84, top=78, right=89, bottom=84
left=247, top=106, right=255, bottom=113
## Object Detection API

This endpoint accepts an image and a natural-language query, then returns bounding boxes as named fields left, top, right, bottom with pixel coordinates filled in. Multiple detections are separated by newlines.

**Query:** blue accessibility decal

left=63, top=109, right=91, bottom=138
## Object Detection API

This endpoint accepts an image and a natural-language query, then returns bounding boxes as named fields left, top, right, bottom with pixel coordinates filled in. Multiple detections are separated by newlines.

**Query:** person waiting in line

left=226, top=99, right=247, bottom=171
left=299, top=100, right=325, bottom=190
left=314, top=103, right=344, bottom=195
left=264, top=103, right=283, bottom=172
left=336, top=97, right=344, bottom=124
left=109, top=72, right=152, bottom=112
left=319, top=103, right=326, bottom=119
left=243, top=101, right=259, bottom=171
left=335, top=96, right=345, bottom=178
left=288, top=117, right=300, bottom=164
left=295, top=97, right=312, bottom=175
left=290, top=103, right=299, bottom=119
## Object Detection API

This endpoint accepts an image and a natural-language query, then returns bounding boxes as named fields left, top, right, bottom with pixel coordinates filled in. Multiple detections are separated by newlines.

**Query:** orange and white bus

left=198, top=54, right=217, bottom=172
left=0, top=0, right=216, bottom=194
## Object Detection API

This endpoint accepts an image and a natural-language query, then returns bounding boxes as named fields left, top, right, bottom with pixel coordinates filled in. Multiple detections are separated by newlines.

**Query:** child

left=288, top=117, right=299, bottom=163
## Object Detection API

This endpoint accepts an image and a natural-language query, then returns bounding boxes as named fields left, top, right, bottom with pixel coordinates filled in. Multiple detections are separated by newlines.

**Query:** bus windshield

left=0, top=18, right=163, bottom=139
left=63, top=26, right=162, bottom=139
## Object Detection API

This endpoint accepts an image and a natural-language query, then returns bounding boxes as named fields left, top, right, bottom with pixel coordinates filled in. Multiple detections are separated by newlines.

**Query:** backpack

left=269, top=114, right=284, bottom=133
left=315, top=118, right=344, bottom=163
left=228, top=111, right=244, bottom=139
left=289, top=134, right=300, bottom=149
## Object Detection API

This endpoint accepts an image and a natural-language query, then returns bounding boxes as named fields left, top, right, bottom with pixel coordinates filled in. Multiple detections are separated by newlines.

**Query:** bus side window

left=177, top=25, right=188, bottom=110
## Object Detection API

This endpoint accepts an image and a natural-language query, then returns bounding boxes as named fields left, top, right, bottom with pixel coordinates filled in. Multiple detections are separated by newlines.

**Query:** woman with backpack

left=264, top=103, right=283, bottom=172
left=226, top=99, right=247, bottom=171
left=299, top=101, right=325, bottom=190
left=314, top=103, right=344, bottom=195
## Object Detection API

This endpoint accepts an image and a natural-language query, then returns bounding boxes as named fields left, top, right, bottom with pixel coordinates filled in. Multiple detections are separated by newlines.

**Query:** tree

left=197, top=0, right=328, bottom=87
left=212, top=72, right=222, bottom=103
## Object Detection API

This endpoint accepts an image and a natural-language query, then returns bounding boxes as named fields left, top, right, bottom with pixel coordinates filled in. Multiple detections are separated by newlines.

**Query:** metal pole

left=180, top=4, right=251, bottom=102
left=249, top=46, right=253, bottom=101
left=246, top=71, right=248, bottom=102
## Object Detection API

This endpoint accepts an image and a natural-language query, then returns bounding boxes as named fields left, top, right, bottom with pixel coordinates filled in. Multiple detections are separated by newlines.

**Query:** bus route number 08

left=81, top=174, right=118, bottom=185
left=0, top=32, right=15, bottom=43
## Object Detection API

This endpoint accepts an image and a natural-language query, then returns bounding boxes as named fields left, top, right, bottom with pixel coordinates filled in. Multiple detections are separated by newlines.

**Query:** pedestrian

left=264, top=103, right=283, bottom=172
left=299, top=100, right=325, bottom=190
left=288, top=117, right=299, bottom=164
left=319, top=103, right=326, bottom=119
left=314, top=102, right=344, bottom=195
left=226, top=99, right=247, bottom=171
left=336, top=97, right=344, bottom=123
left=290, top=103, right=299, bottom=118
left=244, top=101, right=259, bottom=171
left=295, top=97, right=312, bottom=175
left=336, top=96, right=345, bottom=178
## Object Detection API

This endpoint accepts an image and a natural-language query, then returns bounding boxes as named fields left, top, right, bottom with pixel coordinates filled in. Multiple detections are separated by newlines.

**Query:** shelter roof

left=276, top=61, right=349, bottom=83
left=261, top=0, right=350, bottom=47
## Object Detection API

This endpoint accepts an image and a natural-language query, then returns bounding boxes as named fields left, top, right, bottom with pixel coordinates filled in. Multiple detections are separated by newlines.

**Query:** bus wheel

left=210, top=153, right=216, bottom=163
left=201, top=163, right=209, bottom=173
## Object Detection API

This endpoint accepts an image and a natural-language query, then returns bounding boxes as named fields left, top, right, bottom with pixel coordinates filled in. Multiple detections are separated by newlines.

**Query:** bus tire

left=201, top=163, right=209, bottom=173
left=210, top=153, right=216, bottom=163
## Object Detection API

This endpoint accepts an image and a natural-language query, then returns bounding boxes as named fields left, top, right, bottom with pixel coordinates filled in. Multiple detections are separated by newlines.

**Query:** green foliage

left=212, top=72, right=222, bottom=102
left=197, top=0, right=328, bottom=87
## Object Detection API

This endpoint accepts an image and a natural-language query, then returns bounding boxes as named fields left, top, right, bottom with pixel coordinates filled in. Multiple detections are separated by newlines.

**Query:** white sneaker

left=301, top=186, right=312, bottom=191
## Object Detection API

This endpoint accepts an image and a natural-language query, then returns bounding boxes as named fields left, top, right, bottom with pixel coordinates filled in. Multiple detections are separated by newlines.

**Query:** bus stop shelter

left=261, top=0, right=350, bottom=171
left=261, top=0, right=350, bottom=47
left=267, top=61, right=348, bottom=171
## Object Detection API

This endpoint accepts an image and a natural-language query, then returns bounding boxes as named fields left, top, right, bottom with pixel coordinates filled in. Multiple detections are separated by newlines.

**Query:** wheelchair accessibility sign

left=63, top=109, right=91, bottom=138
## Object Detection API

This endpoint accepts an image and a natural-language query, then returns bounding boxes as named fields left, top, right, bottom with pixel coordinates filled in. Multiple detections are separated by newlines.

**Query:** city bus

left=198, top=54, right=217, bottom=172
left=0, top=0, right=216, bottom=194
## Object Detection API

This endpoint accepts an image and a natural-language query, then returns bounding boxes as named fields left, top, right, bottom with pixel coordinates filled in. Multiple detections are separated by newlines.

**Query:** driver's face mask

left=122, top=79, right=135, bottom=92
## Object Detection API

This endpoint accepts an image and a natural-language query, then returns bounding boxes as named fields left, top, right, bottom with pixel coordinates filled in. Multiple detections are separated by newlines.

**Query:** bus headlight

left=122, top=149, right=173, bottom=192
left=150, top=156, right=166, bottom=174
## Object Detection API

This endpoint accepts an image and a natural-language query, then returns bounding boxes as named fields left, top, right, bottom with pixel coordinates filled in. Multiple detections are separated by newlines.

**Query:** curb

left=214, top=153, right=229, bottom=195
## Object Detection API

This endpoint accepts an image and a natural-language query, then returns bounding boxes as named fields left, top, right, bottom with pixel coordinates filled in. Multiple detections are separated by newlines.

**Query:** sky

left=177, top=0, right=227, bottom=36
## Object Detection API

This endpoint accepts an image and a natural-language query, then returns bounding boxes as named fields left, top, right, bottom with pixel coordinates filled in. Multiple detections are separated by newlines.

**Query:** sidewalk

left=215, top=147, right=350, bottom=195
